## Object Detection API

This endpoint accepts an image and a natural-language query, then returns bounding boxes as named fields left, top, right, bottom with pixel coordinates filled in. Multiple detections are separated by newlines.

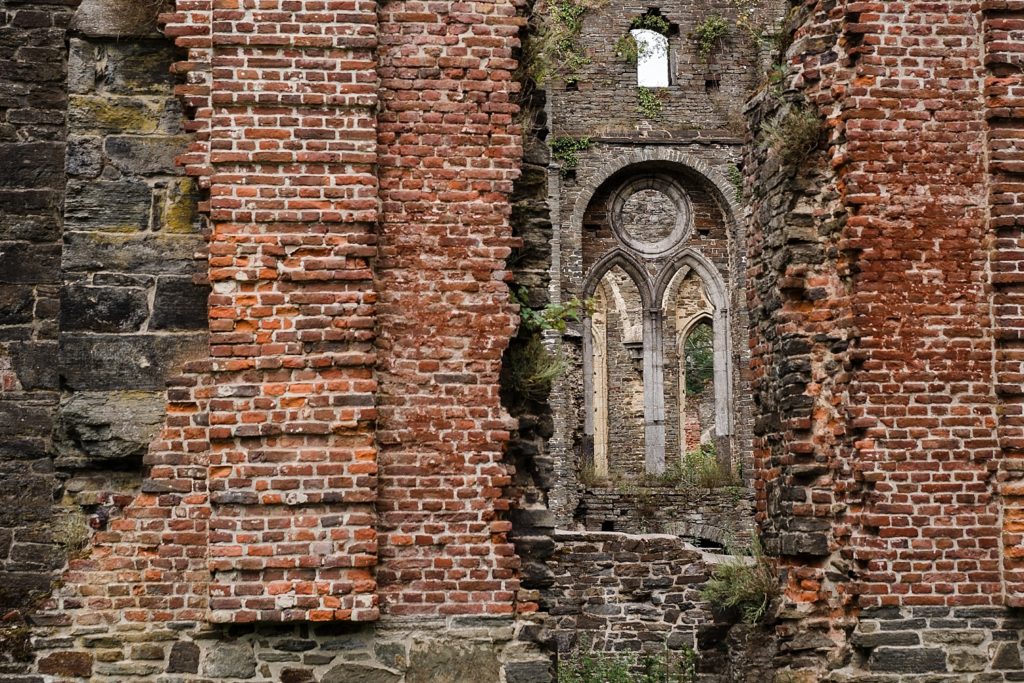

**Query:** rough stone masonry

left=4, top=0, right=1024, bottom=681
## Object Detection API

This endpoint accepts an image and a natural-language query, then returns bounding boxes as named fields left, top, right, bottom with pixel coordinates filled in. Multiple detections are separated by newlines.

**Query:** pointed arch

left=657, top=251, right=733, bottom=439
left=582, top=248, right=654, bottom=310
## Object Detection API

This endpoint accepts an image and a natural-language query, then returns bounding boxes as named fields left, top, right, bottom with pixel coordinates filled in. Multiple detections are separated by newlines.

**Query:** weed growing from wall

left=550, top=135, right=593, bottom=172
left=505, top=289, right=591, bottom=405
left=692, top=16, right=729, bottom=62
left=701, top=537, right=780, bottom=624
left=522, top=0, right=608, bottom=84
left=637, top=86, right=664, bottom=119
left=726, top=164, right=745, bottom=203
left=761, top=104, right=824, bottom=166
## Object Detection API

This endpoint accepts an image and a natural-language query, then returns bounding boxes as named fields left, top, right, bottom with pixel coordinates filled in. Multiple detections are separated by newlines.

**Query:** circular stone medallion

left=610, top=177, right=691, bottom=255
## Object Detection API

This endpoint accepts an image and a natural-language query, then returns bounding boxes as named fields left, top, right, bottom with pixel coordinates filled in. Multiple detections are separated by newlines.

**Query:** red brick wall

left=373, top=0, right=527, bottom=616
left=47, top=0, right=530, bottom=632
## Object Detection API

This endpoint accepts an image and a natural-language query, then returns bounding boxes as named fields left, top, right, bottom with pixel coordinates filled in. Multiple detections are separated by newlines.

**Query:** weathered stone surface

left=405, top=643, right=501, bottom=683
left=59, top=333, right=207, bottom=391
left=69, top=0, right=166, bottom=38
left=9, top=341, right=60, bottom=390
left=64, top=180, right=151, bottom=232
left=161, top=177, right=200, bottom=233
left=67, top=39, right=96, bottom=95
left=0, top=143, right=63, bottom=189
left=868, top=647, right=947, bottom=673
left=504, top=659, right=553, bottom=683
left=67, top=95, right=162, bottom=135
left=37, top=651, right=93, bottom=677
left=167, top=641, right=200, bottom=674
left=63, top=231, right=202, bottom=275
left=0, top=243, right=60, bottom=284
left=55, top=391, right=165, bottom=465
left=100, top=41, right=176, bottom=95
left=322, top=662, right=402, bottom=683
left=150, top=276, right=208, bottom=330
left=203, top=642, right=257, bottom=679
left=61, top=285, right=148, bottom=332
left=993, top=642, right=1023, bottom=670
left=104, top=135, right=187, bottom=176
left=65, top=136, right=102, bottom=177
left=0, top=286, right=34, bottom=326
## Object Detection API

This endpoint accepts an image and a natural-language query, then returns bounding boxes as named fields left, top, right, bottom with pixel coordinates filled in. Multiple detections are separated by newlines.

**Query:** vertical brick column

left=983, top=0, right=1024, bottom=605
left=374, top=0, right=527, bottom=616
left=161, top=0, right=382, bottom=623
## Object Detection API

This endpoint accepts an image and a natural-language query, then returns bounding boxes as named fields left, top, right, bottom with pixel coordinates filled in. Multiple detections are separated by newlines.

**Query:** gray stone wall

left=28, top=616, right=550, bottom=682
left=58, top=22, right=207, bottom=475
left=0, top=0, right=206, bottom=661
left=542, top=530, right=775, bottom=681
left=576, top=486, right=754, bottom=545
left=0, top=0, right=80, bottom=611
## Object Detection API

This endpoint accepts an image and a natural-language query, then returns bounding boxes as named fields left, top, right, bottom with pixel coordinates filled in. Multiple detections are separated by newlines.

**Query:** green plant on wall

left=692, top=15, right=729, bottom=62
left=761, top=104, right=824, bottom=166
left=701, top=537, right=780, bottom=624
left=550, top=135, right=592, bottom=172
left=505, top=289, right=593, bottom=404
left=522, top=0, right=608, bottom=85
left=636, top=86, right=664, bottom=119
left=726, top=164, right=745, bottom=203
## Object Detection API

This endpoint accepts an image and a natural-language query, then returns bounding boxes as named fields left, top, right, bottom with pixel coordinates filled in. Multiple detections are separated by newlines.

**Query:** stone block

left=203, top=642, right=256, bottom=679
left=161, top=177, right=200, bottom=233
left=851, top=631, right=920, bottom=649
left=55, top=390, right=166, bottom=465
left=867, top=647, right=946, bottom=673
left=100, top=42, right=176, bottom=95
left=66, top=136, right=102, bottom=177
left=993, top=642, right=1024, bottom=670
left=405, top=642, right=501, bottom=683
left=64, top=179, right=151, bottom=232
left=69, top=0, right=165, bottom=37
left=37, top=651, right=93, bottom=677
left=67, top=39, right=96, bottom=94
left=61, top=284, right=148, bottom=332
left=68, top=95, right=162, bottom=135
left=167, top=641, right=200, bottom=674
left=63, top=231, right=202, bottom=276
left=59, top=333, right=206, bottom=391
left=150, top=276, right=208, bottom=330
left=0, top=285, right=34, bottom=325
left=322, top=663, right=402, bottom=683
left=0, top=142, right=63, bottom=188
left=0, top=242, right=59, bottom=284
left=9, top=340, right=59, bottom=390
left=504, top=659, right=553, bottom=683
left=104, top=135, right=187, bottom=176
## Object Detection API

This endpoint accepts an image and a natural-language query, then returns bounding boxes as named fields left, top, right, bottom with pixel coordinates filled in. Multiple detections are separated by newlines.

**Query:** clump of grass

left=53, top=508, right=90, bottom=559
left=658, top=443, right=738, bottom=489
left=506, top=333, right=566, bottom=404
left=762, top=105, right=824, bottom=166
left=557, top=646, right=696, bottom=683
left=701, top=537, right=780, bottom=624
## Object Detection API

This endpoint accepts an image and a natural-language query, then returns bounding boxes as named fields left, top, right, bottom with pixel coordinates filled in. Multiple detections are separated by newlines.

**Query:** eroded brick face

left=38, top=0, right=527, bottom=630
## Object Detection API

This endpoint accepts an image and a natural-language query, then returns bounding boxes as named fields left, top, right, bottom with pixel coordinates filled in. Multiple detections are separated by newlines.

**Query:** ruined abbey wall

left=6, top=0, right=1024, bottom=681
